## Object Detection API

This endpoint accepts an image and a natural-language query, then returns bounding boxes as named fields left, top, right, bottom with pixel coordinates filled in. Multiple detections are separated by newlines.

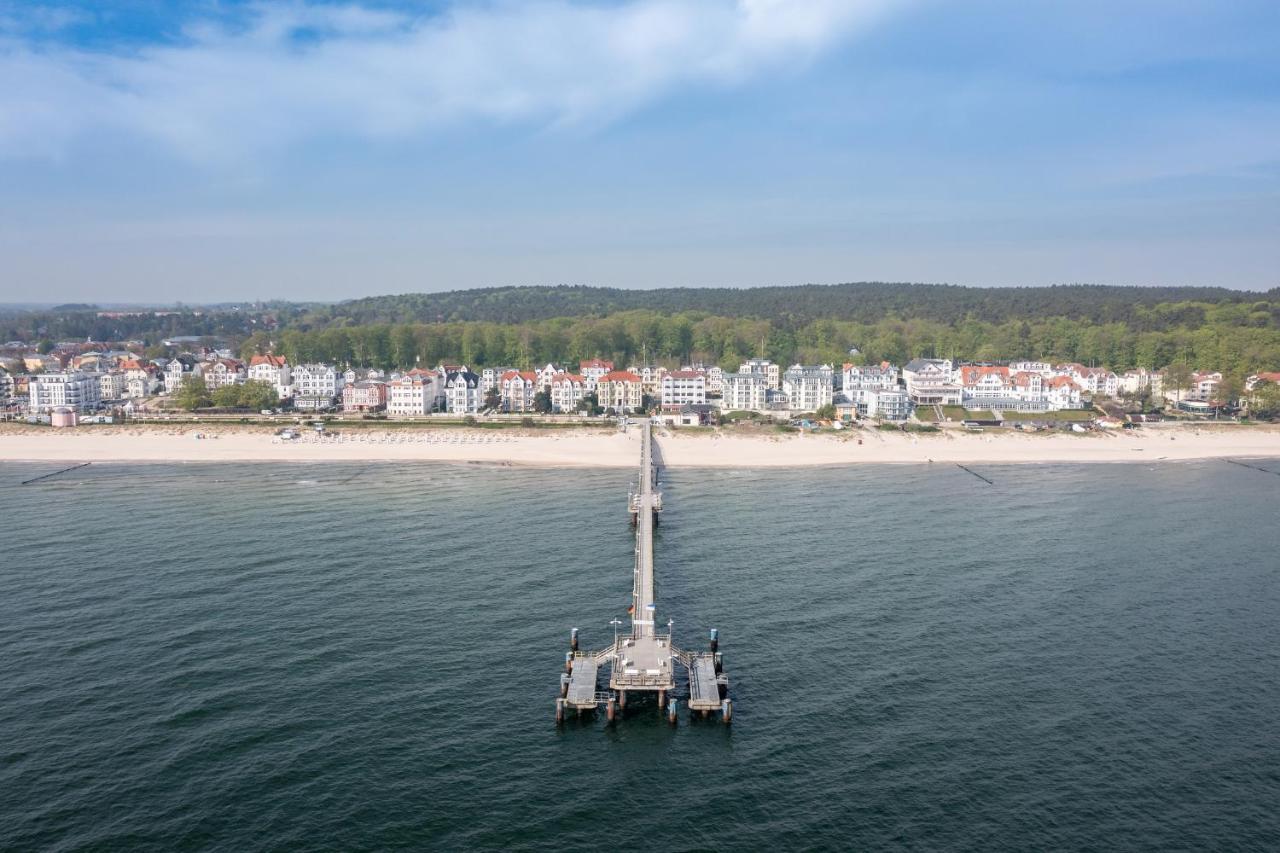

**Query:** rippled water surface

left=2, top=459, right=1279, bottom=850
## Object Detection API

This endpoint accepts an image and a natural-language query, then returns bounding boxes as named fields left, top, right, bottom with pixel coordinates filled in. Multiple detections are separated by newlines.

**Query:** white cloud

left=0, top=0, right=899, bottom=162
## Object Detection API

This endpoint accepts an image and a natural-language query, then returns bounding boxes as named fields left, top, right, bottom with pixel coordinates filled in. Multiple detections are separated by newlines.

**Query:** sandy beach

left=3, top=423, right=1280, bottom=467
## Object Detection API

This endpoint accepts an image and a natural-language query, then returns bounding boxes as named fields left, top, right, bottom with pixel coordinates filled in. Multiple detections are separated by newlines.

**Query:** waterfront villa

left=248, top=354, right=292, bottom=399
left=596, top=370, right=644, bottom=413
left=444, top=369, right=482, bottom=414
left=549, top=372, right=587, bottom=413
left=902, top=358, right=962, bottom=406
left=342, top=380, right=387, bottom=413
left=499, top=370, right=538, bottom=413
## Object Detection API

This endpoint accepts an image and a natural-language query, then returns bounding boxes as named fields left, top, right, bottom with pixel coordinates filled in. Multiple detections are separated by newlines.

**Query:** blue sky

left=1, top=0, right=1278, bottom=301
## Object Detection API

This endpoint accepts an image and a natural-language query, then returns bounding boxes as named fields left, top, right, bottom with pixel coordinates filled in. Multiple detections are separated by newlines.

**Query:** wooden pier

left=557, top=421, right=731, bottom=725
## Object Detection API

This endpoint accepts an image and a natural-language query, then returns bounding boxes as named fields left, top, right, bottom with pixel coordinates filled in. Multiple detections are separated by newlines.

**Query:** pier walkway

left=558, top=421, right=731, bottom=725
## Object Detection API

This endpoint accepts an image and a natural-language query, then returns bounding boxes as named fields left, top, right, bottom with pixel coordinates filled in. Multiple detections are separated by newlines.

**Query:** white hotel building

left=291, top=363, right=343, bottom=399
left=29, top=372, right=101, bottom=413
left=387, top=372, right=445, bottom=415
left=721, top=372, right=767, bottom=412
left=660, top=370, right=706, bottom=407
left=782, top=364, right=834, bottom=412
left=739, top=358, right=780, bottom=390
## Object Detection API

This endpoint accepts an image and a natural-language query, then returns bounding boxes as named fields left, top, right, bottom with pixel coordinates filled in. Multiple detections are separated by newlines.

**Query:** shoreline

left=4, top=423, right=1280, bottom=468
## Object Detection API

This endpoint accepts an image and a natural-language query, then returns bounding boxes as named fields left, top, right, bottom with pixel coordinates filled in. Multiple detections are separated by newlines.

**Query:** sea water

left=2, top=459, right=1278, bottom=850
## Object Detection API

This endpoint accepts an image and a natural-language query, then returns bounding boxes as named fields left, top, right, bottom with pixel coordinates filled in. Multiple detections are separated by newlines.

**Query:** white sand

left=3, top=423, right=1280, bottom=467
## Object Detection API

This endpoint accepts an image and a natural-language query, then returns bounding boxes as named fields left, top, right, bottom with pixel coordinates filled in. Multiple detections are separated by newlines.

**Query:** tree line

left=235, top=308, right=1280, bottom=379
left=299, top=282, right=1279, bottom=328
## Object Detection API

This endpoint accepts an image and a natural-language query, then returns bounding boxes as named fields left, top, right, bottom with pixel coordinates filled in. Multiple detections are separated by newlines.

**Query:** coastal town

left=3, top=335, right=1279, bottom=430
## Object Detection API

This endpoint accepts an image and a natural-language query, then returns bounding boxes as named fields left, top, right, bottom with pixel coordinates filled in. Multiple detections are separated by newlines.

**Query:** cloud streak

left=0, top=0, right=898, bottom=162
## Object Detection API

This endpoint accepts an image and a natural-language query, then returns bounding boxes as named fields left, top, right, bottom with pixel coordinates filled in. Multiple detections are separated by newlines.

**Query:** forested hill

left=304, top=283, right=1276, bottom=327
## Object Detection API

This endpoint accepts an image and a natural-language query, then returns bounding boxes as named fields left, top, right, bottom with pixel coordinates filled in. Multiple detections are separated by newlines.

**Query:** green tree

left=210, top=384, right=241, bottom=407
left=239, top=331, right=272, bottom=361
left=484, top=387, right=501, bottom=410
left=1249, top=381, right=1280, bottom=419
left=210, top=380, right=278, bottom=410
left=814, top=403, right=836, bottom=420
left=533, top=389, right=553, bottom=414
left=174, top=377, right=211, bottom=411
left=1216, top=374, right=1243, bottom=408
left=577, top=392, right=601, bottom=416
left=37, top=339, right=54, bottom=354
left=1163, top=362, right=1193, bottom=402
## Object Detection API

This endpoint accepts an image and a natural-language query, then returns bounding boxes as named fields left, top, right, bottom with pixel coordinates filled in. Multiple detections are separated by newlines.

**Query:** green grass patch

left=905, top=423, right=939, bottom=433
left=1001, top=409, right=1096, bottom=422
left=941, top=406, right=969, bottom=421
left=914, top=408, right=940, bottom=422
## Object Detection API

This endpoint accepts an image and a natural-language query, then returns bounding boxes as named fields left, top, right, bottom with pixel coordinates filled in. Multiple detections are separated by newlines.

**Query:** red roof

left=551, top=372, right=585, bottom=383
left=250, top=354, right=287, bottom=368
left=601, top=370, right=642, bottom=383
left=666, top=370, right=702, bottom=379
left=1048, top=376, right=1080, bottom=389
left=958, top=366, right=1009, bottom=385
left=500, top=370, right=538, bottom=382
left=580, top=359, right=614, bottom=371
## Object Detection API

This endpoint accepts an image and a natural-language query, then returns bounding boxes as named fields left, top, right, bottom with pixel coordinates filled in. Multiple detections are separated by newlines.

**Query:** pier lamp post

left=611, top=618, right=622, bottom=647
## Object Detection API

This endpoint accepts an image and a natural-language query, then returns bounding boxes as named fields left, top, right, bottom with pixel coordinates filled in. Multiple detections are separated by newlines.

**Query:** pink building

left=343, top=380, right=387, bottom=413
left=51, top=407, right=78, bottom=428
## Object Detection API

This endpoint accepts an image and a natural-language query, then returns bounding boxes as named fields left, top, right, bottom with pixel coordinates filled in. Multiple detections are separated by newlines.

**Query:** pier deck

left=565, top=658, right=600, bottom=710
left=556, top=420, right=731, bottom=724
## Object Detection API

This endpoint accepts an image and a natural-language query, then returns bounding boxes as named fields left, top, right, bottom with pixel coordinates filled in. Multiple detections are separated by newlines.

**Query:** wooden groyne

left=956, top=463, right=994, bottom=485
left=20, top=462, right=91, bottom=486
left=1223, top=458, right=1280, bottom=478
